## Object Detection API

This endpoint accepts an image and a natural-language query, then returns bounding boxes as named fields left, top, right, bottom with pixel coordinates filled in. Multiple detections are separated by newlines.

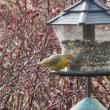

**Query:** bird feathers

left=36, top=53, right=74, bottom=71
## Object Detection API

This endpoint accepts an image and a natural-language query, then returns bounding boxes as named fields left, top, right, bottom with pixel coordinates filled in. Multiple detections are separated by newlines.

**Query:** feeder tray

left=50, top=69, right=110, bottom=77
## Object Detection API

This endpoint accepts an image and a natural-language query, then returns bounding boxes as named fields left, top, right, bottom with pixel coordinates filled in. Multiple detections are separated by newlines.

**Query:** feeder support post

left=83, top=24, right=95, bottom=97
left=83, top=24, right=95, bottom=41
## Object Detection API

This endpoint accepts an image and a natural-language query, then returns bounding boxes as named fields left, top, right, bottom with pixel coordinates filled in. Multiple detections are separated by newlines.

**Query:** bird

left=35, top=53, right=74, bottom=71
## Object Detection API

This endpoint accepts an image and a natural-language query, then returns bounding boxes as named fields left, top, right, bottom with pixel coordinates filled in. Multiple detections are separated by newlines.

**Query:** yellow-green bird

left=36, top=53, right=74, bottom=71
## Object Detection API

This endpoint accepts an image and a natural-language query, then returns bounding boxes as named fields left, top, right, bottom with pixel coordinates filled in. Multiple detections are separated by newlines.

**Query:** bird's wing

left=44, top=55, right=61, bottom=66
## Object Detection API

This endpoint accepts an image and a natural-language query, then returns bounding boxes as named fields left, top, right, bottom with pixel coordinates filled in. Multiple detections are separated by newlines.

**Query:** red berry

left=26, top=10, right=32, bottom=14
left=53, top=94, right=58, bottom=99
left=35, top=12, right=39, bottom=16
left=50, top=87, right=55, bottom=92
left=0, top=47, right=3, bottom=52
left=51, top=8, right=56, bottom=15
left=56, top=7, right=61, bottom=13
left=7, top=25, right=13, bottom=31
left=38, top=32, right=44, bottom=37
left=64, top=89, right=73, bottom=94
left=64, top=79, right=69, bottom=83
left=56, top=91, right=61, bottom=96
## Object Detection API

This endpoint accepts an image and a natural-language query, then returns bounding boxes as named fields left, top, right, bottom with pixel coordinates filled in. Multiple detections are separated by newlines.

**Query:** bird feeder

left=48, top=0, right=110, bottom=109
left=48, top=0, right=110, bottom=72
left=70, top=97, right=107, bottom=110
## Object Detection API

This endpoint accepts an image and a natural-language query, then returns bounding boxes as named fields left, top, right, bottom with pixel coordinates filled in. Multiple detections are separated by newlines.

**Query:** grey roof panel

left=85, top=12, right=110, bottom=24
left=48, top=0, right=110, bottom=25
left=88, top=2, right=106, bottom=11
left=68, top=2, right=84, bottom=11
left=94, top=0, right=110, bottom=9
left=69, top=1, right=104, bottom=11
left=49, top=13, right=80, bottom=25
left=87, top=12, right=110, bottom=18
left=64, top=0, right=83, bottom=11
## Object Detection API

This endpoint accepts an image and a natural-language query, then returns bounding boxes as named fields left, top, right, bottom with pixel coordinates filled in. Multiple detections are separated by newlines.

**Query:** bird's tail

left=37, top=62, right=43, bottom=65
left=31, top=62, right=43, bottom=67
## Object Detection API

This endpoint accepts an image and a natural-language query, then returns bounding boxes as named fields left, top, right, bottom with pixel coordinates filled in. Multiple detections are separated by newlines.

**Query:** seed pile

left=62, top=40, right=110, bottom=70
